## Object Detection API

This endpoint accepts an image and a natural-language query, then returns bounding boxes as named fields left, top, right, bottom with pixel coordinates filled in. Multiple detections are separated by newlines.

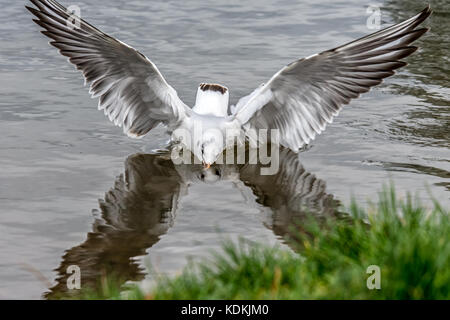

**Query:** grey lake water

left=0, top=0, right=449, bottom=299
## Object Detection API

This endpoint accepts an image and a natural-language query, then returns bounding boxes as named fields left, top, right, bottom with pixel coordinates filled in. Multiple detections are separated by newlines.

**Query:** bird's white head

left=193, top=83, right=229, bottom=117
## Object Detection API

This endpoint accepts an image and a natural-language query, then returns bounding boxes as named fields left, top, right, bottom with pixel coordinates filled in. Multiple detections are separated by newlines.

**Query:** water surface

left=0, top=0, right=448, bottom=299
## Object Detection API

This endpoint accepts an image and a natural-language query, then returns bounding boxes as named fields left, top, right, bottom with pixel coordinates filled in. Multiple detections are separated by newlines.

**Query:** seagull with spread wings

left=27, top=0, right=432, bottom=168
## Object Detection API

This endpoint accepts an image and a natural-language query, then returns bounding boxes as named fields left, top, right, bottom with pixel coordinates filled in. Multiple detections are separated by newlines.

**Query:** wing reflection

left=238, top=148, right=340, bottom=243
left=44, top=152, right=186, bottom=299
left=45, top=148, right=340, bottom=299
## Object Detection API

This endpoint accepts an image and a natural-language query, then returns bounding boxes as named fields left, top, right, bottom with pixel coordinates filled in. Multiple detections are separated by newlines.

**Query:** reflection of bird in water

left=45, top=149, right=340, bottom=299
left=44, top=152, right=185, bottom=299
left=238, top=149, right=340, bottom=242
left=27, top=1, right=431, bottom=166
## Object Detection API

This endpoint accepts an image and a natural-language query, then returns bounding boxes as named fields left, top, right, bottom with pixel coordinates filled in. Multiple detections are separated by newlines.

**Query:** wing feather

left=233, top=6, right=432, bottom=151
left=27, top=0, right=191, bottom=138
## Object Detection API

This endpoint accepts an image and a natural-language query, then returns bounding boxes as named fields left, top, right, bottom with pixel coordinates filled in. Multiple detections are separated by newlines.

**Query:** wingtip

left=422, top=4, right=433, bottom=18
left=25, top=5, right=37, bottom=15
left=418, top=6, right=432, bottom=33
left=126, top=131, right=145, bottom=139
left=27, top=0, right=45, bottom=11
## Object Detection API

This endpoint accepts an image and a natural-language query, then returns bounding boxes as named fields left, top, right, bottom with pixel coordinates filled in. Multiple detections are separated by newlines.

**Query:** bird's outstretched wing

left=232, top=6, right=432, bottom=151
left=27, top=0, right=191, bottom=138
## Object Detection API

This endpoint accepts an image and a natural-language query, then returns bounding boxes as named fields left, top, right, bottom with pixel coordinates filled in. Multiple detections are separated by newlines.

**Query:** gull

left=27, top=0, right=432, bottom=168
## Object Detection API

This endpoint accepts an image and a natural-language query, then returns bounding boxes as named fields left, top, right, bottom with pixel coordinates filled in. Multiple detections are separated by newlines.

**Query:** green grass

left=73, top=187, right=450, bottom=300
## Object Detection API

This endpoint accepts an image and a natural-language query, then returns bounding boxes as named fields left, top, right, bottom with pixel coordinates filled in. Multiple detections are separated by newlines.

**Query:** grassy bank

left=80, top=188, right=449, bottom=300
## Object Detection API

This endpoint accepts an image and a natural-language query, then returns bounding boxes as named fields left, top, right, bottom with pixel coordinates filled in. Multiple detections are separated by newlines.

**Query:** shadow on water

left=44, top=148, right=341, bottom=299
left=365, top=160, right=450, bottom=192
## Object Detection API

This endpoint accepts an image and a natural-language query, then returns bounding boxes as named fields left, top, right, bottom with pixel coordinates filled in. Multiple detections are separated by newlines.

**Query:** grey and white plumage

left=27, top=0, right=432, bottom=165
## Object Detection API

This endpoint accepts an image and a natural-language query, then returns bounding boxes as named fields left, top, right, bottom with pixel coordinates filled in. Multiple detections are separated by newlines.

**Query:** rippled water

left=0, top=0, right=448, bottom=299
